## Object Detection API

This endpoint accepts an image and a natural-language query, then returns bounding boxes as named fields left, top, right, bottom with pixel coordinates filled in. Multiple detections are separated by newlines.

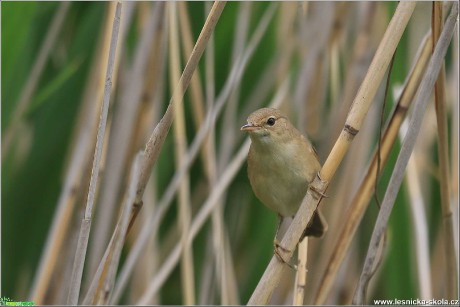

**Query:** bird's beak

left=241, top=123, right=259, bottom=131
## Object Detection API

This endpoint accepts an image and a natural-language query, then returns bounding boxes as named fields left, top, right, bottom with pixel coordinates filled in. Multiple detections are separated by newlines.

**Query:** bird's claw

left=309, top=172, right=328, bottom=198
left=316, top=171, right=326, bottom=183
left=308, top=185, right=328, bottom=198
left=273, top=240, right=298, bottom=270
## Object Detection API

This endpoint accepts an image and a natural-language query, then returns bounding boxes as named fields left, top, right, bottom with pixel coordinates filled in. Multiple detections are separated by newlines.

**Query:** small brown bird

left=241, top=108, right=327, bottom=260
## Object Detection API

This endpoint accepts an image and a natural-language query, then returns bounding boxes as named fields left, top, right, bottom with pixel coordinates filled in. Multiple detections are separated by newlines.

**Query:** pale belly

left=248, top=150, right=311, bottom=217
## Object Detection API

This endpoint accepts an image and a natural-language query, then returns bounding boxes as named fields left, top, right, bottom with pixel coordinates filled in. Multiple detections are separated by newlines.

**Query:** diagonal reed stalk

left=130, top=1, right=227, bottom=229
left=314, top=31, right=433, bottom=305
left=136, top=78, right=288, bottom=305
left=82, top=2, right=227, bottom=303
left=81, top=154, right=144, bottom=305
left=248, top=2, right=416, bottom=304
left=111, top=74, right=288, bottom=304
left=352, top=3, right=458, bottom=304
left=109, top=4, right=277, bottom=302
left=401, top=120, right=432, bottom=300
left=88, top=1, right=162, bottom=277
left=95, top=153, right=144, bottom=305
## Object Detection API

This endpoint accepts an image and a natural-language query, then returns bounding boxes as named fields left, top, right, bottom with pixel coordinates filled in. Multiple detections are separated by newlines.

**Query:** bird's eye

left=266, top=117, right=276, bottom=126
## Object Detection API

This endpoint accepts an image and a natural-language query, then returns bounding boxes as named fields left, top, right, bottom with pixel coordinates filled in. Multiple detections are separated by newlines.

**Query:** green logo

left=0, top=297, right=35, bottom=306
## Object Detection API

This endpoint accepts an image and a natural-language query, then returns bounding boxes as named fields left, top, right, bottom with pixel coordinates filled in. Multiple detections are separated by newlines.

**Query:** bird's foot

left=308, top=185, right=328, bottom=198
left=273, top=239, right=297, bottom=270
left=309, top=172, right=328, bottom=198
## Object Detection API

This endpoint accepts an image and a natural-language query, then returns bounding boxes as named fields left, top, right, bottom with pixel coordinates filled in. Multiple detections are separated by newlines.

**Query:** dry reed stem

left=305, top=50, right=326, bottom=137
left=29, top=3, right=118, bottom=304
left=322, top=1, right=414, bottom=179
left=293, top=238, right=308, bottom=305
left=432, top=2, right=458, bottom=299
left=82, top=236, right=112, bottom=304
left=83, top=157, right=154, bottom=302
left=92, top=155, right=142, bottom=303
left=107, top=2, right=228, bottom=302
left=45, top=32, right=108, bottom=307
left=313, top=8, right=375, bottom=302
left=177, top=1, right=204, bottom=127
left=177, top=2, right=212, bottom=180
left=313, top=88, right=382, bottom=303
left=81, top=4, right=149, bottom=299
left=247, top=2, right=416, bottom=304
left=123, top=0, right=227, bottom=242
left=67, top=3, right=122, bottom=304
left=136, top=138, right=250, bottom=304
left=82, top=3, right=136, bottom=294
left=330, top=39, right=340, bottom=118
left=177, top=3, right=225, bottom=302
left=134, top=0, right=226, bottom=211
left=95, top=153, right=143, bottom=304
left=218, top=1, right=251, bottom=172
left=168, top=2, right=196, bottom=304
left=88, top=2, right=162, bottom=275
left=2, top=2, right=70, bottom=160
left=222, top=231, right=240, bottom=304
left=82, top=212, right=127, bottom=304
left=111, top=75, right=288, bottom=304
left=325, top=2, right=377, bottom=153
left=204, top=2, right=241, bottom=303
left=276, top=2, right=295, bottom=115
left=353, top=3, right=458, bottom=304
left=176, top=25, right=230, bottom=300
left=109, top=5, right=276, bottom=302
left=450, top=20, right=459, bottom=263
left=203, top=2, right=229, bottom=303
left=208, top=3, right=247, bottom=304
left=240, top=54, right=285, bottom=122
left=198, top=239, right=216, bottom=304
left=136, top=85, right=287, bottom=304
left=401, top=121, right=432, bottom=300
left=294, top=2, right=335, bottom=134
left=130, top=182, right=159, bottom=303
left=131, top=2, right=165, bottom=151
left=314, top=32, right=433, bottom=305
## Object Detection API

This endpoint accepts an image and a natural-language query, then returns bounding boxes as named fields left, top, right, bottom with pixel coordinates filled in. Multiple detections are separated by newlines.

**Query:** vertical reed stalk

left=168, top=2, right=196, bottom=304
left=88, top=2, right=162, bottom=276
left=432, top=2, right=458, bottom=299
left=293, top=238, right=308, bottom=305
left=67, top=3, right=121, bottom=304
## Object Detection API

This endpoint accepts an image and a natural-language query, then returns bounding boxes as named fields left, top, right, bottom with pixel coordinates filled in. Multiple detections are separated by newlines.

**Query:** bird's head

left=241, top=108, right=294, bottom=145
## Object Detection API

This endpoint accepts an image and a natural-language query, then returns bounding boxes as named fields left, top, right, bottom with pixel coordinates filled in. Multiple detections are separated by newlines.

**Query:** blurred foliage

left=2, top=1, right=105, bottom=298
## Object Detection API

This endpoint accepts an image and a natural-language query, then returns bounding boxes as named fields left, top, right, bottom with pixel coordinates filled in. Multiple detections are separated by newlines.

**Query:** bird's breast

left=247, top=142, right=316, bottom=217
